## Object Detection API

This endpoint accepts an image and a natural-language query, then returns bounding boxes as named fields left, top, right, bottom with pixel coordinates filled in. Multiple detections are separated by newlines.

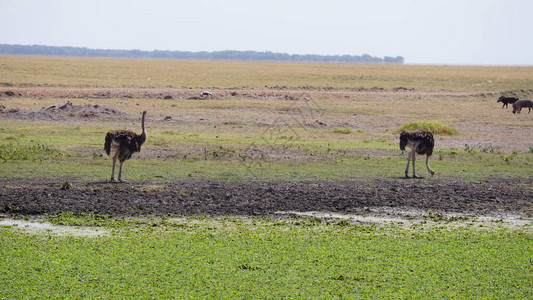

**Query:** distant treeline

left=0, top=44, right=404, bottom=64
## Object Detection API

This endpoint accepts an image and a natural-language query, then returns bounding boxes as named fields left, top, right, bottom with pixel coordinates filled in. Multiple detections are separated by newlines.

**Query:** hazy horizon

left=1, top=0, right=532, bottom=66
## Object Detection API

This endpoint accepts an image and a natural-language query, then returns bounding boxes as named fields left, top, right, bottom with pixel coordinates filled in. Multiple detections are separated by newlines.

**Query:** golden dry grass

left=2, top=55, right=533, bottom=91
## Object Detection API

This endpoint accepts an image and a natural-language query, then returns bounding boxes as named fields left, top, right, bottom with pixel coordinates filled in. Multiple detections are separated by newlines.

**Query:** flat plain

left=0, top=55, right=532, bottom=299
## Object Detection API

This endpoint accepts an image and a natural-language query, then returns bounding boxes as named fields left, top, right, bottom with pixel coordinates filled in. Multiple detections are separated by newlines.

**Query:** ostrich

left=104, top=111, right=147, bottom=182
left=399, top=129, right=435, bottom=178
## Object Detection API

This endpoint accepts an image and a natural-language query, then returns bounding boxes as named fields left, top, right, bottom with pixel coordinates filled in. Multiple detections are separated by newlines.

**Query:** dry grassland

left=2, top=55, right=533, bottom=91
left=0, top=55, right=532, bottom=171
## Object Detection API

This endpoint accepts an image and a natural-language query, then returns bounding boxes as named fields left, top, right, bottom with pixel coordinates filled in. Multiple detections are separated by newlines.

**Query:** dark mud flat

left=1, top=178, right=532, bottom=217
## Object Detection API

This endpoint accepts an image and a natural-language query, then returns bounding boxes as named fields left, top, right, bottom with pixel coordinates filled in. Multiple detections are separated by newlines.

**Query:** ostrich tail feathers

left=104, top=133, right=112, bottom=156
left=399, top=132, right=408, bottom=151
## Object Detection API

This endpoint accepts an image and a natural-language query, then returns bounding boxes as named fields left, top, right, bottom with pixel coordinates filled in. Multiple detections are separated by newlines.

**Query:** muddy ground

left=1, top=178, right=531, bottom=218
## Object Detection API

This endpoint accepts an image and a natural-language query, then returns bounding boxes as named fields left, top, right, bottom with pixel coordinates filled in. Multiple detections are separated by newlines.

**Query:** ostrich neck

left=141, top=113, right=146, bottom=135
left=139, top=112, right=147, bottom=145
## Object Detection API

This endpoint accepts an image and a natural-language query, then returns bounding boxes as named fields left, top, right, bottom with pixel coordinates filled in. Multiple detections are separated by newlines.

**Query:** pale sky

left=1, top=0, right=532, bottom=65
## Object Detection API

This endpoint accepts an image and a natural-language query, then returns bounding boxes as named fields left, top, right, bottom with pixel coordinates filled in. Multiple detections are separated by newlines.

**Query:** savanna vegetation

left=0, top=55, right=532, bottom=299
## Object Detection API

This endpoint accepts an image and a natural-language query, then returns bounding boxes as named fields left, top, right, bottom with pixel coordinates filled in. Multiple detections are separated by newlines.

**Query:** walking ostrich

left=104, top=111, right=147, bottom=182
left=399, top=129, right=435, bottom=178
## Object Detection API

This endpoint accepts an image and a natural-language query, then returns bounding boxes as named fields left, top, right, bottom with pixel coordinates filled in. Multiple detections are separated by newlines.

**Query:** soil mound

left=0, top=101, right=122, bottom=120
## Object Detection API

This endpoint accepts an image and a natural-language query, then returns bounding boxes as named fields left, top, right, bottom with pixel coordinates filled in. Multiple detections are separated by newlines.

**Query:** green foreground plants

left=1, top=217, right=531, bottom=299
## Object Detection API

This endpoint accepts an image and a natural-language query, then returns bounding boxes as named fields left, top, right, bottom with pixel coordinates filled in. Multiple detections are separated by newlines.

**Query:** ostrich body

left=399, top=129, right=435, bottom=178
left=104, top=111, right=147, bottom=182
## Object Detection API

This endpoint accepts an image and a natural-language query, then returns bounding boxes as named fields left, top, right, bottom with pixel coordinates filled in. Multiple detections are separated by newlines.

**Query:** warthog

left=512, top=99, right=533, bottom=114
left=497, top=96, right=519, bottom=109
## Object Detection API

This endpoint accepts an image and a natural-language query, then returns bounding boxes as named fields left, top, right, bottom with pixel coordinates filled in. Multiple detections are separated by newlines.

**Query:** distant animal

left=201, top=91, right=213, bottom=98
left=399, top=129, right=435, bottom=178
left=497, top=96, right=519, bottom=109
left=512, top=99, right=533, bottom=114
left=104, top=111, right=147, bottom=182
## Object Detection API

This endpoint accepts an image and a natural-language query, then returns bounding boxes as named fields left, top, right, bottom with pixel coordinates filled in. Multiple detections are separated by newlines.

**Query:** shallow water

left=0, top=218, right=108, bottom=237
left=275, top=208, right=533, bottom=229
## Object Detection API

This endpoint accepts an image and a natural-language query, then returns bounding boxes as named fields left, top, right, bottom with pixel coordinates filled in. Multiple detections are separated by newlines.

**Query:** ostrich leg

left=413, top=152, right=420, bottom=178
left=405, top=149, right=414, bottom=178
left=425, top=155, right=435, bottom=176
left=411, top=152, right=418, bottom=178
left=118, top=160, right=125, bottom=182
left=110, top=156, right=117, bottom=182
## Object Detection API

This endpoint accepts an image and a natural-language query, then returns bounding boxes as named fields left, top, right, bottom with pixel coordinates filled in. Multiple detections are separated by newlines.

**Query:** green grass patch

left=0, top=218, right=531, bottom=299
left=0, top=122, right=530, bottom=181
left=396, top=120, right=458, bottom=135
left=0, top=143, right=65, bottom=162
left=1, top=151, right=531, bottom=181
left=331, top=127, right=362, bottom=134
left=0, top=124, right=108, bottom=153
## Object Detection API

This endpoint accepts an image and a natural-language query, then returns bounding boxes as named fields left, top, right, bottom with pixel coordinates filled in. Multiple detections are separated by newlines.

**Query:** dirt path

left=1, top=178, right=531, bottom=218
left=0, top=86, right=475, bottom=100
